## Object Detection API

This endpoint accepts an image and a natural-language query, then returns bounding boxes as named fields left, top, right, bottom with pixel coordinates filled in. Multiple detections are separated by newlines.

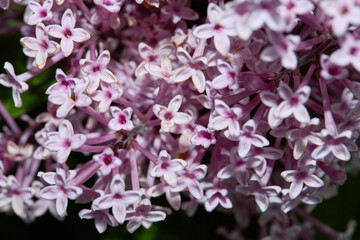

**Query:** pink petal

left=214, top=33, right=230, bottom=56
left=62, top=9, right=76, bottom=29
left=193, top=24, right=215, bottom=39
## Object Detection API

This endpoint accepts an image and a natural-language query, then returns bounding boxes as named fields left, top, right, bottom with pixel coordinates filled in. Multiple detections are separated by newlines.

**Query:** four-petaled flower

left=27, top=0, right=54, bottom=25
left=39, top=165, right=83, bottom=217
left=80, top=50, right=117, bottom=93
left=93, top=147, right=122, bottom=175
left=150, top=150, right=187, bottom=187
left=193, top=3, right=236, bottom=55
left=94, top=174, right=141, bottom=223
left=281, top=160, right=324, bottom=199
left=125, top=198, right=166, bottom=233
left=108, top=106, right=134, bottom=131
left=46, top=9, right=90, bottom=57
left=0, top=62, right=29, bottom=107
left=21, top=23, right=60, bottom=69
left=275, top=82, right=311, bottom=123
left=44, top=120, right=86, bottom=163
left=152, top=94, right=192, bottom=132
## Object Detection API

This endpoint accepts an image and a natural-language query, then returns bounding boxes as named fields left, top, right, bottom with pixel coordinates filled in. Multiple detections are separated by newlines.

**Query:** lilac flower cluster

left=1, top=0, right=360, bottom=238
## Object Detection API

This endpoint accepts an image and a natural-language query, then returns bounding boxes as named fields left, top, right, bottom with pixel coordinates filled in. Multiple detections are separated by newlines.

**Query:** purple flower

left=225, top=119, right=269, bottom=158
left=173, top=47, right=208, bottom=93
left=125, top=199, right=166, bottom=233
left=92, top=147, right=122, bottom=175
left=275, top=82, right=311, bottom=123
left=260, top=31, right=300, bottom=70
left=79, top=206, right=118, bottom=233
left=92, top=82, right=123, bottom=112
left=39, top=165, right=83, bottom=217
left=281, top=160, right=324, bottom=199
left=152, top=95, right=192, bottom=132
left=108, top=106, right=134, bottom=131
left=191, top=125, right=216, bottom=148
left=94, top=174, right=141, bottom=223
left=208, top=99, right=242, bottom=136
left=44, top=120, right=86, bottom=163
left=211, top=59, right=238, bottom=90
left=20, top=23, right=59, bottom=69
left=0, top=62, right=29, bottom=107
left=27, top=0, right=54, bottom=25
left=320, top=0, right=360, bottom=36
left=311, top=129, right=353, bottom=161
left=48, top=78, right=92, bottom=118
left=193, top=3, right=236, bottom=55
left=80, top=50, right=117, bottom=93
left=150, top=150, right=187, bottom=187
left=0, top=176, right=35, bottom=217
left=135, top=42, right=173, bottom=77
left=330, top=33, right=360, bottom=72
left=45, top=68, right=76, bottom=95
left=173, top=164, right=207, bottom=199
left=46, top=9, right=90, bottom=57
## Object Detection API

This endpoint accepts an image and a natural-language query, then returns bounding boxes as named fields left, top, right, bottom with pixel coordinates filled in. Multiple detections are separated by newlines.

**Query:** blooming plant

left=1, top=0, right=360, bottom=239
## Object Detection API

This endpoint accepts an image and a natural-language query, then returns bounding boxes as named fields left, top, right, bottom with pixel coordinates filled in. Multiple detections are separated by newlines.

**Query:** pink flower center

left=63, top=29, right=72, bottom=38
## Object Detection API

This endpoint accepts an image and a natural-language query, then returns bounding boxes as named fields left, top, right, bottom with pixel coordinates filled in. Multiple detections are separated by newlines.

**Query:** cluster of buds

left=1, top=0, right=360, bottom=239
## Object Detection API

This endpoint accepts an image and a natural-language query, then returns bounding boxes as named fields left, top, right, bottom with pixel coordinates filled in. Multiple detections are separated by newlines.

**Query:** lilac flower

left=44, top=120, right=86, bottom=163
left=79, top=206, right=118, bottom=233
left=320, top=0, right=360, bottom=36
left=330, top=33, right=360, bottom=72
left=193, top=3, right=236, bottom=55
left=135, top=42, right=173, bottom=77
left=20, top=23, right=59, bottom=69
left=108, top=106, right=134, bottom=131
left=191, top=125, right=216, bottom=148
left=39, top=165, right=83, bottom=217
left=45, top=68, right=76, bottom=95
left=152, top=95, right=192, bottom=132
left=161, top=0, right=199, bottom=24
left=208, top=99, right=242, bottom=136
left=217, top=148, right=264, bottom=185
left=147, top=180, right=181, bottom=210
left=125, top=199, right=166, bottom=233
left=237, top=179, right=281, bottom=212
left=150, top=150, right=187, bottom=187
left=278, top=0, right=314, bottom=32
left=281, top=160, right=324, bottom=199
left=4, top=140, right=33, bottom=162
left=211, top=60, right=238, bottom=90
left=48, top=78, right=92, bottom=118
left=172, top=47, right=208, bottom=93
left=172, top=164, right=207, bottom=199
left=204, top=188, right=232, bottom=212
left=260, top=90, right=283, bottom=129
left=92, top=147, right=122, bottom=175
left=27, top=0, right=54, bottom=25
left=91, top=82, right=123, bottom=112
left=0, top=62, right=29, bottom=107
left=286, top=118, right=323, bottom=159
left=0, top=176, right=35, bottom=217
left=275, top=82, right=311, bottom=123
left=311, top=129, right=353, bottom=161
left=225, top=119, right=269, bottom=158
left=320, top=54, right=349, bottom=81
left=144, top=55, right=173, bottom=83
left=260, top=31, right=300, bottom=70
left=46, top=9, right=90, bottom=57
left=80, top=50, right=117, bottom=93
left=94, top=174, right=141, bottom=223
